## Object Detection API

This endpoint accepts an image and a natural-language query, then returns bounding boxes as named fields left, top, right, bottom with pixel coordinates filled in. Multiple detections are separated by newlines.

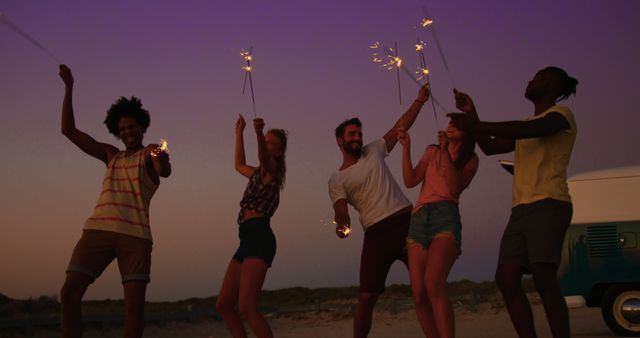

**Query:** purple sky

left=1, top=0, right=639, bottom=301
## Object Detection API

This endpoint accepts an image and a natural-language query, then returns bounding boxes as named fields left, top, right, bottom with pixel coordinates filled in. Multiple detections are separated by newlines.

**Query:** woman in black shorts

left=454, top=66, right=578, bottom=338
left=215, top=114, right=287, bottom=338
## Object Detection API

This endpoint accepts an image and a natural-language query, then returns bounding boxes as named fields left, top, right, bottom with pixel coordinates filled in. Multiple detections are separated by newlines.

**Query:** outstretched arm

left=234, top=114, right=256, bottom=178
left=383, top=84, right=430, bottom=153
left=454, top=89, right=515, bottom=155
left=398, top=128, right=427, bottom=188
left=333, top=199, right=350, bottom=228
left=59, top=65, right=117, bottom=164
left=473, top=114, right=570, bottom=140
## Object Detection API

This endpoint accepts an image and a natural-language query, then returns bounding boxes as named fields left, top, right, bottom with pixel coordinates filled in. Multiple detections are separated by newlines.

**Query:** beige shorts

left=66, top=229, right=152, bottom=283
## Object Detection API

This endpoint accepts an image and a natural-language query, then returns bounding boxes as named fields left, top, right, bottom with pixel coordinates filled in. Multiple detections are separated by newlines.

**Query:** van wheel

left=602, top=285, right=640, bottom=336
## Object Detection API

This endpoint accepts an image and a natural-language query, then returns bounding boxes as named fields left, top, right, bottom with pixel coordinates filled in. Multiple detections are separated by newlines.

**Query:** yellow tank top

left=513, top=105, right=577, bottom=207
left=84, top=149, right=158, bottom=241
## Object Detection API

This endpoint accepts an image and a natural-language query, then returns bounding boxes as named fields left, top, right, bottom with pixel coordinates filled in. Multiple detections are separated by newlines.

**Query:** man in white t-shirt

left=328, top=84, right=429, bottom=338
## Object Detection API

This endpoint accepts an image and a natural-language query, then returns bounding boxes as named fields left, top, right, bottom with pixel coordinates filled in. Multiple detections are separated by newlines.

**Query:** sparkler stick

left=0, top=12, right=62, bottom=64
left=394, top=42, right=402, bottom=107
left=398, top=64, right=448, bottom=113
left=415, top=38, right=440, bottom=129
left=240, top=47, right=257, bottom=118
left=420, top=5, right=456, bottom=88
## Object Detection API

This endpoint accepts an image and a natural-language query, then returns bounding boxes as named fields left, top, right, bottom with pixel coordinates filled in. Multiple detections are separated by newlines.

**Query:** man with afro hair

left=58, top=64, right=171, bottom=338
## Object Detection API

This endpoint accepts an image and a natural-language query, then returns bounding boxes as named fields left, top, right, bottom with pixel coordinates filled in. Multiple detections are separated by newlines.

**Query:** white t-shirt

left=328, top=138, right=412, bottom=230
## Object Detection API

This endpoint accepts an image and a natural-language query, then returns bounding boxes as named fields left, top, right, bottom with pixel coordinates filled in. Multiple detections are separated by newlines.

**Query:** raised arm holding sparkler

left=59, top=65, right=170, bottom=177
left=219, top=114, right=288, bottom=338
left=453, top=88, right=516, bottom=155
left=57, top=64, right=170, bottom=338
left=234, top=114, right=281, bottom=183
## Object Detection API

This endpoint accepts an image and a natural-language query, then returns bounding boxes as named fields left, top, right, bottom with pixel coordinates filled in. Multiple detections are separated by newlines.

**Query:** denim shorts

left=232, top=217, right=277, bottom=267
left=408, top=201, right=462, bottom=252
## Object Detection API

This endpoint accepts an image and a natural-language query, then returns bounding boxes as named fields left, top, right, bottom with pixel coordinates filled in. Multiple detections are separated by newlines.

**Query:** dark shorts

left=233, top=217, right=277, bottom=267
left=498, top=198, right=573, bottom=271
left=66, top=229, right=152, bottom=283
left=408, top=201, right=462, bottom=253
left=360, top=210, right=411, bottom=294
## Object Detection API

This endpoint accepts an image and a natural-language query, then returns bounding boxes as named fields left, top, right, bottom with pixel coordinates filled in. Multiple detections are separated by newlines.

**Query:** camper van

left=558, top=166, right=640, bottom=336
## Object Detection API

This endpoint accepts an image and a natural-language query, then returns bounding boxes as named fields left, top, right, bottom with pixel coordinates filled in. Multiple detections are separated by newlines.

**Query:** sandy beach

left=25, top=302, right=616, bottom=338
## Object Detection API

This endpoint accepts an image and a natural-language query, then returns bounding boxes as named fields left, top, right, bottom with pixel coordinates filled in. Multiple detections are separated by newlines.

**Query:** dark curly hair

left=104, top=96, right=150, bottom=137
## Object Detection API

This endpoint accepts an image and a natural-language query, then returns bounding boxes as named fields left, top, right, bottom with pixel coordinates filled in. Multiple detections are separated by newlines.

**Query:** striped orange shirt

left=84, top=149, right=159, bottom=241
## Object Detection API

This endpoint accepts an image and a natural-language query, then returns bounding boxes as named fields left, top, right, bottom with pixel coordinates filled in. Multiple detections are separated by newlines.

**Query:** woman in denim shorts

left=397, top=113, right=478, bottom=338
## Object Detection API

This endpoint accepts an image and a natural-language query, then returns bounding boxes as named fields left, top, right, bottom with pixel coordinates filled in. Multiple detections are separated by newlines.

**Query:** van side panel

left=559, top=221, right=640, bottom=305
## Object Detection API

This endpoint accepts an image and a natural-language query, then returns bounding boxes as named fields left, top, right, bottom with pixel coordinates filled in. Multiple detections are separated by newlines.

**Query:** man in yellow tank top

left=454, top=66, right=578, bottom=338
left=57, top=65, right=171, bottom=338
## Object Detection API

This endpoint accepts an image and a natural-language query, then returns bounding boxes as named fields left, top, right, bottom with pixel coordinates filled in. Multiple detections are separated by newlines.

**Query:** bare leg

left=60, top=271, right=92, bottom=338
left=530, top=263, right=570, bottom=338
left=495, top=264, right=537, bottom=338
left=423, top=235, right=458, bottom=338
left=216, top=259, right=247, bottom=338
left=123, top=281, right=147, bottom=338
left=407, top=243, right=440, bottom=338
left=238, top=258, right=272, bottom=338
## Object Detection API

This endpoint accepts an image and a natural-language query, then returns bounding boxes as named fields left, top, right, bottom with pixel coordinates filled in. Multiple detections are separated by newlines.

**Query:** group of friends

left=56, top=63, right=578, bottom=338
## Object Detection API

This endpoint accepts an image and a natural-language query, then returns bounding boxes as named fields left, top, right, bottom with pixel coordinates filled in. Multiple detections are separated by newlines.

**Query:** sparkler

left=370, top=41, right=405, bottom=126
left=335, top=221, right=352, bottom=238
left=0, top=12, right=62, bottom=64
left=371, top=40, right=448, bottom=123
left=151, top=139, right=169, bottom=158
left=420, top=6, right=455, bottom=87
left=415, top=38, right=439, bottom=128
left=240, top=47, right=257, bottom=118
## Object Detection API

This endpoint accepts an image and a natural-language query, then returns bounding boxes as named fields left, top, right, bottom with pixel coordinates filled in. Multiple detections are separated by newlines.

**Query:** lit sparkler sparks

left=420, top=6, right=455, bottom=87
left=370, top=42, right=403, bottom=107
left=151, top=139, right=169, bottom=158
left=415, top=38, right=439, bottom=127
left=336, top=222, right=352, bottom=238
left=414, top=39, right=430, bottom=81
left=370, top=41, right=383, bottom=63
left=420, top=18, right=434, bottom=27
left=240, top=47, right=257, bottom=117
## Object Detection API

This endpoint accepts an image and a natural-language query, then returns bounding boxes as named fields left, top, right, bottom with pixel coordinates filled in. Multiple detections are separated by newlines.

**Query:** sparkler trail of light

left=240, top=47, right=257, bottom=117
left=0, top=12, right=62, bottom=64
left=420, top=5, right=456, bottom=88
